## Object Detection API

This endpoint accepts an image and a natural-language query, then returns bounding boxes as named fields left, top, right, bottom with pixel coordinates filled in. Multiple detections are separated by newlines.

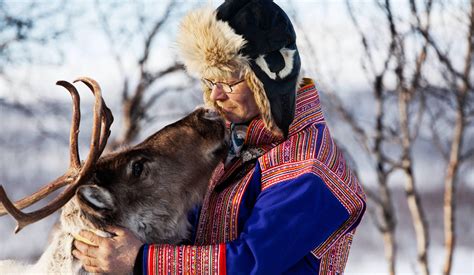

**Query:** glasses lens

left=222, top=83, right=232, bottom=93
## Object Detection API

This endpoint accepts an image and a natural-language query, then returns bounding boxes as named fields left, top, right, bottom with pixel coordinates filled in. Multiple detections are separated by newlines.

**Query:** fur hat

left=177, top=0, right=301, bottom=137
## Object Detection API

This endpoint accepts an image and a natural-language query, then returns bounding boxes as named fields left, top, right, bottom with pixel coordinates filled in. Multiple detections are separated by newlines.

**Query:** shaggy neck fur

left=0, top=186, right=205, bottom=275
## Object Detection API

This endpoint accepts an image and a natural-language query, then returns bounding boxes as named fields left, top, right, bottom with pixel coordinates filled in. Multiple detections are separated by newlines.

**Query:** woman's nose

left=210, top=84, right=228, bottom=101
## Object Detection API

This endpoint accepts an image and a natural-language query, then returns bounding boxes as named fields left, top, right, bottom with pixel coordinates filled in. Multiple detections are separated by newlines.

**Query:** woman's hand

left=72, top=226, right=143, bottom=274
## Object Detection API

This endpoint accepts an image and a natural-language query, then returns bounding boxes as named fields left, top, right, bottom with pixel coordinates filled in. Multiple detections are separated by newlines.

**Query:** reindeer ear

left=77, top=186, right=115, bottom=212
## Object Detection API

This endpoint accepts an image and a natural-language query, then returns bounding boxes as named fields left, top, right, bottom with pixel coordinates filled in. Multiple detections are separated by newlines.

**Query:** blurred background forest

left=0, top=0, right=472, bottom=274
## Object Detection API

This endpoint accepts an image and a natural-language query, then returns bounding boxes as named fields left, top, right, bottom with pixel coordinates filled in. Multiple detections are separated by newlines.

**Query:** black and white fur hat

left=177, top=0, right=301, bottom=137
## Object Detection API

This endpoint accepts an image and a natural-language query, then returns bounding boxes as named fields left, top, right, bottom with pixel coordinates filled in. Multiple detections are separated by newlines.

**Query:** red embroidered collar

left=245, top=78, right=324, bottom=147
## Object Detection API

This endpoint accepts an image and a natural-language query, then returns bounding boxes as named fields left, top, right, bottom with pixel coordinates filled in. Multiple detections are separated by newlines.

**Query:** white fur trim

left=278, top=48, right=296, bottom=78
left=176, top=8, right=249, bottom=79
left=254, top=48, right=296, bottom=80
left=255, top=54, right=277, bottom=79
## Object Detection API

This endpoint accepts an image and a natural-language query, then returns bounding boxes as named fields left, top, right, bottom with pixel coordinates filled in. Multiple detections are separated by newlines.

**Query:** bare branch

left=139, top=0, right=176, bottom=66
left=328, top=93, right=371, bottom=153
left=95, top=1, right=127, bottom=79
left=146, top=63, right=185, bottom=87
left=144, top=85, right=189, bottom=110
left=416, top=28, right=465, bottom=81
left=427, top=106, right=450, bottom=160
left=460, top=147, right=474, bottom=162
left=345, top=0, right=377, bottom=77
left=410, top=90, right=426, bottom=141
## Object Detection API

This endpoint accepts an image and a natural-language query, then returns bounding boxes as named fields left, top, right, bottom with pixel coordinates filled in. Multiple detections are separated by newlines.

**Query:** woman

left=73, top=0, right=366, bottom=273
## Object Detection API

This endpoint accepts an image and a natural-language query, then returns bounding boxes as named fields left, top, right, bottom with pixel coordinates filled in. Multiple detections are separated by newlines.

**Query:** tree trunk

left=442, top=104, right=465, bottom=275
left=379, top=180, right=396, bottom=275
left=373, top=73, right=398, bottom=275
left=383, top=230, right=396, bottom=275
left=443, top=2, right=473, bottom=273
left=399, top=91, right=430, bottom=275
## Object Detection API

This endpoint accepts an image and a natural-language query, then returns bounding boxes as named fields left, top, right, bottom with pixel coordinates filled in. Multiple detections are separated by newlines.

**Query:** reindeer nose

left=202, top=108, right=221, bottom=120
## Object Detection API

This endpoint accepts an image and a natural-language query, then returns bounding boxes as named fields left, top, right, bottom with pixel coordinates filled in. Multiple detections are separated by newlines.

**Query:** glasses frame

left=201, top=78, right=245, bottom=94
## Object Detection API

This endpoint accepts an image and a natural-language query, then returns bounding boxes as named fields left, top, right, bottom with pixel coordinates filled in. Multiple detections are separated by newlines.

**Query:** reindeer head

left=74, top=108, right=228, bottom=243
left=0, top=78, right=228, bottom=244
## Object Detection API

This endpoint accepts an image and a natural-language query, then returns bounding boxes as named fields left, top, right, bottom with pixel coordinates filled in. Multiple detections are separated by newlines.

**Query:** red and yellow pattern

left=195, top=165, right=255, bottom=244
left=144, top=244, right=226, bottom=275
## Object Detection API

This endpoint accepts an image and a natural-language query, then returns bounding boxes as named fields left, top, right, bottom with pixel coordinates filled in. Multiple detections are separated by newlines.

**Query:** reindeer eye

left=132, top=162, right=144, bottom=177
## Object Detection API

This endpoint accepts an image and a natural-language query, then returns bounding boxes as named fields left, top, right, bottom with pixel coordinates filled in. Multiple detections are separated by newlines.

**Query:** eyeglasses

left=201, top=78, right=245, bottom=94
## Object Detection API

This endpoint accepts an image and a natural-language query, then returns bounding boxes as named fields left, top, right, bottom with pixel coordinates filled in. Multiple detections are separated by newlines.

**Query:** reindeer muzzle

left=201, top=107, right=223, bottom=121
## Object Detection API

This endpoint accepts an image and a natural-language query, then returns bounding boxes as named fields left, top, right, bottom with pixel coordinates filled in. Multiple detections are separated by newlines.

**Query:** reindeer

left=0, top=77, right=229, bottom=274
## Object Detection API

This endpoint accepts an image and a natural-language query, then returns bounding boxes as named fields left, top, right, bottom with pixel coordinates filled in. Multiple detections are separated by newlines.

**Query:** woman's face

left=208, top=76, right=260, bottom=124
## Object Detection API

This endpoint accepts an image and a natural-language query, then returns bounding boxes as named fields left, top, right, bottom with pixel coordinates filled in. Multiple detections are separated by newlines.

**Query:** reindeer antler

left=0, top=77, right=113, bottom=233
left=0, top=80, right=82, bottom=220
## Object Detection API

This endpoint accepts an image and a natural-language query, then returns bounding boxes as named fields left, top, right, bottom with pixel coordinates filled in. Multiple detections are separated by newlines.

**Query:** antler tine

left=73, top=77, right=105, bottom=171
left=0, top=186, right=31, bottom=231
left=73, top=77, right=113, bottom=157
left=0, top=174, right=72, bottom=217
left=99, top=104, right=113, bottom=154
left=0, top=180, right=82, bottom=233
left=56, top=80, right=81, bottom=169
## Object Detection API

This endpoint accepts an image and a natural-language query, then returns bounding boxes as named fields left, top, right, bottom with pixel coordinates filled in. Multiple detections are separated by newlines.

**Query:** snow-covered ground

left=346, top=186, right=473, bottom=274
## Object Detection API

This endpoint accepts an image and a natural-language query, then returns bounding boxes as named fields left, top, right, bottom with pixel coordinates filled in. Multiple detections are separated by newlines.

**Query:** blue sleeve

left=186, top=204, right=201, bottom=244
left=137, top=162, right=365, bottom=275
left=225, top=163, right=362, bottom=274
